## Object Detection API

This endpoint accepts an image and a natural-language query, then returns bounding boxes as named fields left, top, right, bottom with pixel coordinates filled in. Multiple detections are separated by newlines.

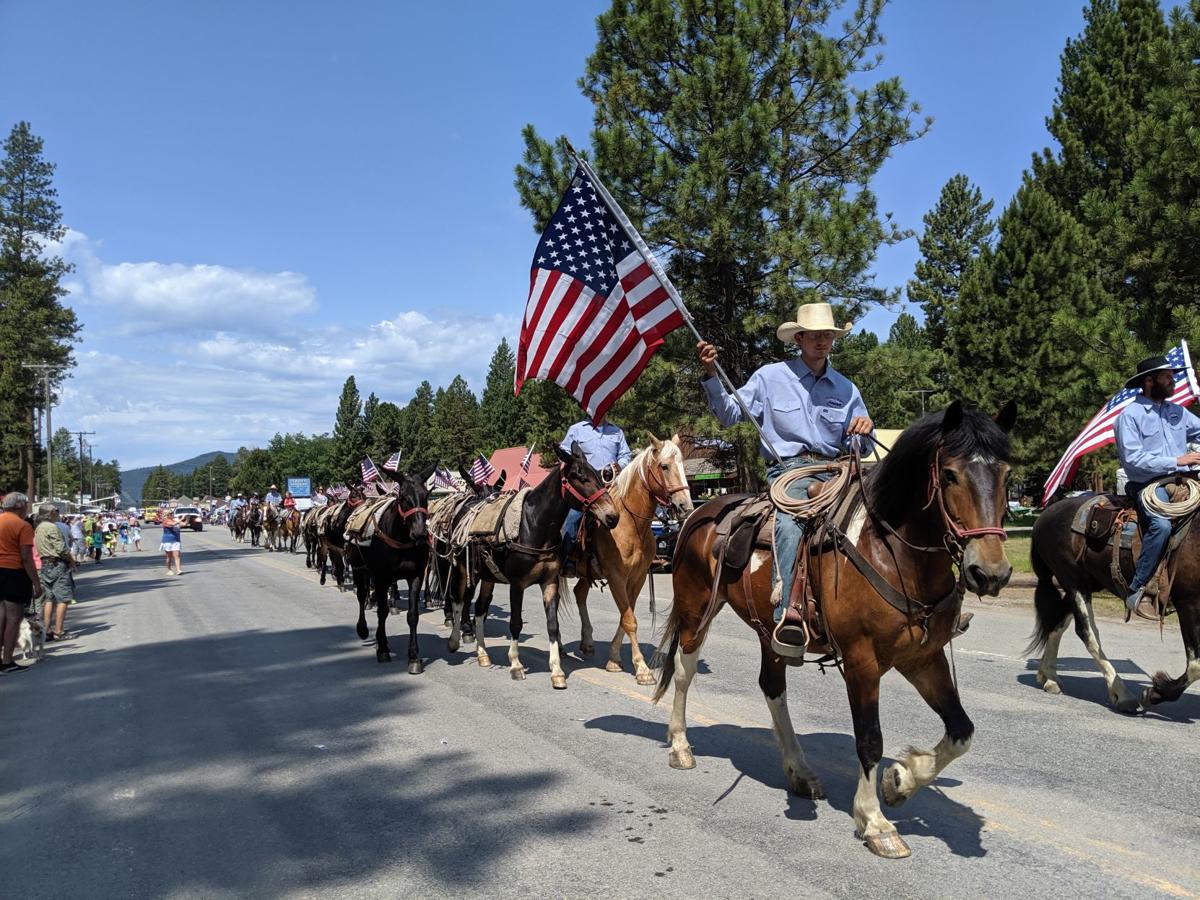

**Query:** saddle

left=344, top=494, right=399, bottom=545
left=466, top=489, right=526, bottom=543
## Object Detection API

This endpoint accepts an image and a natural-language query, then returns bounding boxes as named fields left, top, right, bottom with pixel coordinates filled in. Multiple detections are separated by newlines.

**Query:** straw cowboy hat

left=776, top=302, right=853, bottom=344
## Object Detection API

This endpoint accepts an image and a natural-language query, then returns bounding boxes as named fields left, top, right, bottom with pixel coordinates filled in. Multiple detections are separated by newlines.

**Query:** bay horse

left=316, top=487, right=365, bottom=590
left=1028, top=490, right=1200, bottom=712
left=654, top=401, right=1015, bottom=858
left=230, top=507, right=246, bottom=542
left=572, top=433, right=693, bottom=684
left=245, top=502, right=263, bottom=547
left=280, top=507, right=301, bottom=553
left=263, top=505, right=283, bottom=552
left=447, top=442, right=620, bottom=689
left=344, top=467, right=434, bottom=673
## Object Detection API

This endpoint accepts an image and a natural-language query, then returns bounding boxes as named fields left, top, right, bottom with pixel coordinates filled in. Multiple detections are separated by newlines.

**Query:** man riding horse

left=696, top=301, right=874, bottom=654
left=560, top=414, right=632, bottom=576
left=1114, top=355, right=1200, bottom=620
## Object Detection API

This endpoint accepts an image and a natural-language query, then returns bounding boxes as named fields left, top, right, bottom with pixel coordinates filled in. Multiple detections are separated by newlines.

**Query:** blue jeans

left=1127, top=481, right=1172, bottom=592
left=561, top=508, right=584, bottom=561
left=767, top=456, right=833, bottom=622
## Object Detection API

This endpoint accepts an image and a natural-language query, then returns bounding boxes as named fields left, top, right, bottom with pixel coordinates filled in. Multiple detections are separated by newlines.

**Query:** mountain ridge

left=121, top=451, right=236, bottom=505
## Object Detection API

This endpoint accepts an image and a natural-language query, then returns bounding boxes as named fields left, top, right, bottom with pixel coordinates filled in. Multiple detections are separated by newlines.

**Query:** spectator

left=130, top=516, right=142, bottom=551
left=69, top=515, right=85, bottom=562
left=312, top=486, right=328, bottom=508
left=103, top=520, right=117, bottom=557
left=88, top=524, right=104, bottom=562
left=160, top=510, right=182, bottom=575
left=34, top=504, right=76, bottom=642
left=0, top=493, right=41, bottom=673
left=117, top=519, right=130, bottom=553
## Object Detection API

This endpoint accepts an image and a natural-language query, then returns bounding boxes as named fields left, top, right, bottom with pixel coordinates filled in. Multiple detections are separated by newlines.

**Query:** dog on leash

left=15, top=614, right=45, bottom=663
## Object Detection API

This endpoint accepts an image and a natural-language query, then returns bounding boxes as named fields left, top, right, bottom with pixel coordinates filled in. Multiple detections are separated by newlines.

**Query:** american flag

left=433, top=467, right=457, bottom=490
left=515, top=164, right=685, bottom=421
left=382, top=450, right=401, bottom=472
left=330, top=484, right=350, bottom=501
left=1042, top=343, right=1199, bottom=504
left=468, top=453, right=496, bottom=486
left=360, top=456, right=380, bottom=484
left=520, top=444, right=535, bottom=473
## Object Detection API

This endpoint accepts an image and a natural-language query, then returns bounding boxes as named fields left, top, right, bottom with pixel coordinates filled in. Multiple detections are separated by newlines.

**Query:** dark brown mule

left=654, top=401, right=1015, bottom=859
left=316, top=487, right=366, bottom=590
left=1029, top=493, right=1200, bottom=712
left=446, top=442, right=620, bottom=689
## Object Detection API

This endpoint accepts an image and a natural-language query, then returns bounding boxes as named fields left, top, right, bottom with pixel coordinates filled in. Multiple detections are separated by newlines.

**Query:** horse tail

left=651, top=603, right=680, bottom=704
left=1026, top=532, right=1071, bottom=655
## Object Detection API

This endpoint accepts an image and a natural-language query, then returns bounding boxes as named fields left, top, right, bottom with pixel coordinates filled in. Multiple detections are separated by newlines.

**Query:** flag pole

left=565, top=144, right=785, bottom=466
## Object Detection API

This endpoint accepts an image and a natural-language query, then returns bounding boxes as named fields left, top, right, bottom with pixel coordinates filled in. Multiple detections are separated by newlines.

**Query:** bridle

left=560, top=465, right=610, bottom=514
left=923, top=447, right=1008, bottom=555
left=641, top=451, right=689, bottom=509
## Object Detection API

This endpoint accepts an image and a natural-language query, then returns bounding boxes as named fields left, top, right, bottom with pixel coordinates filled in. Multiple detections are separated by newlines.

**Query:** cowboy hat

left=1125, top=355, right=1186, bottom=389
left=776, top=302, right=853, bottom=344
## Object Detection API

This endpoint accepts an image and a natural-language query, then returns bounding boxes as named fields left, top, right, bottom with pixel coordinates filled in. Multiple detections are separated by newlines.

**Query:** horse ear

left=554, top=444, right=573, bottom=465
left=941, top=400, right=964, bottom=434
left=494, top=469, right=507, bottom=491
left=647, top=431, right=663, bottom=450
left=994, top=400, right=1017, bottom=433
left=417, top=464, right=436, bottom=485
left=671, top=433, right=682, bottom=447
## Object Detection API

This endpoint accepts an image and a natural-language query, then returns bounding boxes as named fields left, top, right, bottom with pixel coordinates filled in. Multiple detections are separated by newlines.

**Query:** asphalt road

left=2, top=526, right=1198, bottom=899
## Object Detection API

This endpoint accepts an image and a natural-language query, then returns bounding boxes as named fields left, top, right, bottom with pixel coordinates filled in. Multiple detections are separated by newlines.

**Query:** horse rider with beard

left=696, top=301, right=875, bottom=655
left=559, top=413, right=632, bottom=576
left=1114, top=355, right=1200, bottom=621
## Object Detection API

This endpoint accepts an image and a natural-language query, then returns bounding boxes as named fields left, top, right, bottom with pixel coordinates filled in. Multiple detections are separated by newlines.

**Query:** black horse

left=316, top=486, right=365, bottom=590
left=345, top=467, right=435, bottom=673
left=246, top=502, right=263, bottom=548
left=446, top=442, right=620, bottom=689
left=427, top=467, right=505, bottom=626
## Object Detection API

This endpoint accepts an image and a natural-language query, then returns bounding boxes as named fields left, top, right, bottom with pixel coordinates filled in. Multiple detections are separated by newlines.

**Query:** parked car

left=173, top=506, right=204, bottom=531
left=650, top=508, right=681, bottom=572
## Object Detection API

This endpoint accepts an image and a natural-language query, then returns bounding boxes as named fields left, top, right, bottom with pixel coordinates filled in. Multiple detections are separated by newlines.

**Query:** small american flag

left=433, top=467, right=457, bottom=490
left=382, top=451, right=401, bottom=472
left=515, top=164, right=684, bottom=422
left=1042, top=343, right=1199, bottom=504
left=330, top=484, right=350, bottom=500
left=468, top=453, right=496, bottom=486
left=520, top=444, right=535, bottom=473
left=360, top=456, right=380, bottom=484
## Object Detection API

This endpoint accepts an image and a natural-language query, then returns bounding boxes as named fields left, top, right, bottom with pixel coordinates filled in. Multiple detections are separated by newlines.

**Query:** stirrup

left=771, top=608, right=810, bottom=659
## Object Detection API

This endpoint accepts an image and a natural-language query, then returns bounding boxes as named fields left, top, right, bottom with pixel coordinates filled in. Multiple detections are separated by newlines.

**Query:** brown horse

left=280, top=507, right=302, bottom=553
left=1029, top=489, right=1200, bottom=712
left=572, top=433, right=693, bottom=684
left=654, top=401, right=1015, bottom=859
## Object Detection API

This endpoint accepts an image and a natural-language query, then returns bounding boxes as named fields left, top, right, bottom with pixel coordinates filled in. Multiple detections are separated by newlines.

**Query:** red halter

left=925, top=449, right=1008, bottom=546
left=561, top=468, right=610, bottom=511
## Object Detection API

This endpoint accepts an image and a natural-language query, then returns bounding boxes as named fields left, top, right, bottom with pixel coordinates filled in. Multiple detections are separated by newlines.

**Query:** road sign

left=287, top=477, right=311, bottom=497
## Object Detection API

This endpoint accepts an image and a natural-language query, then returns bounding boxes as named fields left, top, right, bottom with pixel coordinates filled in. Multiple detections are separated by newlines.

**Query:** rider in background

left=559, top=414, right=632, bottom=575
left=1114, top=355, right=1200, bottom=620
left=282, top=491, right=296, bottom=511
left=696, top=301, right=873, bottom=654
left=264, top=485, right=282, bottom=508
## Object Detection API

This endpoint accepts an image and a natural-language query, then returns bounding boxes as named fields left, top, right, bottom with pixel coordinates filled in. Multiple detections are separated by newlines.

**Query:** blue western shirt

left=702, top=358, right=873, bottom=460
left=1115, top=395, right=1200, bottom=484
left=560, top=421, right=633, bottom=470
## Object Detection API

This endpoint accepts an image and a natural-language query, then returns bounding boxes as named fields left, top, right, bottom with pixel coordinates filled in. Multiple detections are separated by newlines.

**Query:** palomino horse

left=245, top=502, right=263, bottom=547
left=263, top=505, right=283, bottom=551
left=1029, top=490, right=1200, bottom=712
left=447, top=442, right=620, bottom=689
left=572, top=433, right=693, bottom=684
left=654, top=402, right=1015, bottom=858
left=344, top=467, right=433, bottom=673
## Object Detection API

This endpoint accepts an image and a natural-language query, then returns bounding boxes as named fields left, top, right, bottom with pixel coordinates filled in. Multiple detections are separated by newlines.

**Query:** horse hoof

left=1041, top=679, right=1062, bottom=695
left=605, top=660, right=623, bottom=674
left=635, top=670, right=656, bottom=686
left=510, top=667, right=526, bottom=681
left=863, top=831, right=911, bottom=859
left=551, top=674, right=568, bottom=690
left=448, top=639, right=460, bottom=653
left=668, top=748, right=695, bottom=770
left=476, top=653, right=490, bottom=668
left=881, top=764, right=910, bottom=808
left=408, top=660, right=424, bottom=675
left=788, top=773, right=825, bottom=800
left=1141, top=686, right=1159, bottom=709
left=377, top=651, right=391, bottom=663
left=356, top=624, right=369, bottom=640
left=1114, top=697, right=1141, bottom=715
left=580, top=642, right=594, bottom=657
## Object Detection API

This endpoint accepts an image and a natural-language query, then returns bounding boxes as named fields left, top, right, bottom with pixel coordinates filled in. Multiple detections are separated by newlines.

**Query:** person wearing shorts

left=34, top=504, right=77, bottom=642
left=0, top=493, right=42, bottom=673
left=160, top=512, right=182, bottom=575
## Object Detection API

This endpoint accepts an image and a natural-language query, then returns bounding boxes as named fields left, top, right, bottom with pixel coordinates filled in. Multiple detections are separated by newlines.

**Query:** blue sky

left=1, top=0, right=1099, bottom=468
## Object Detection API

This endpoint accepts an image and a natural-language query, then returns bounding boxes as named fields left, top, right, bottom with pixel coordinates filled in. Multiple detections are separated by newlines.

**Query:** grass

left=1005, top=535, right=1032, bottom=574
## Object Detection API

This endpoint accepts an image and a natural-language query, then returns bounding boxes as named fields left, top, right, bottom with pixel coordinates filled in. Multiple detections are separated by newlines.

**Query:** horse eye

left=661, top=463, right=669, bottom=470
left=942, top=468, right=958, bottom=485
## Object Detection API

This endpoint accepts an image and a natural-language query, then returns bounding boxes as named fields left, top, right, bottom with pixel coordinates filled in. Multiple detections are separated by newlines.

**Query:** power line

left=20, top=362, right=61, bottom=501
left=66, top=430, right=96, bottom=509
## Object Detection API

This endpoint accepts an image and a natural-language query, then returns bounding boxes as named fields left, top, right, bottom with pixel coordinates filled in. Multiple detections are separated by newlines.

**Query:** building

left=486, top=446, right=554, bottom=490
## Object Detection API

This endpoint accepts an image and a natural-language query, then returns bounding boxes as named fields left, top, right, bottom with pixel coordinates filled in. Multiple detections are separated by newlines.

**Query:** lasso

left=1141, top=477, right=1200, bottom=518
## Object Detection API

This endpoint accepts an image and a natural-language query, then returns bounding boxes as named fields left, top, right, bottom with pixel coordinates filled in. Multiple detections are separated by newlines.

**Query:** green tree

left=946, top=177, right=1111, bottom=485
left=208, top=453, right=232, bottom=497
left=331, top=376, right=367, bottom=484
left=141, top=465, right=173, bottom=506
left=367, top=401, right=403, bottom=466
left=907, top=174, right=994, bottom=352
left=230, top=449, right=279, bottom=496
left=399, top=380, right=437, bottom=471
left=518, top=378, right=581, bottom=467
left=268, top=432, right=335, bottom=488
left=0, top=121, right=79, bottom=491
left=430, top=376, right=481, bottom=470
left=479, top=339, right=523, bottom=453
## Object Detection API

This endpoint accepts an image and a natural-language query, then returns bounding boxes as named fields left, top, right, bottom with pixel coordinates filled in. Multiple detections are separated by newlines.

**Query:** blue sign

left=287, top=477, right=312, bottom=497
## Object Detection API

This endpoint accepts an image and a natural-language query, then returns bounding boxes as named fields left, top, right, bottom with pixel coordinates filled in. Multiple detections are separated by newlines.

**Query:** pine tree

left=430, top=376, right=481, bottom=470
left=946, top=177, right=1111, bottom=485
left=398, top=381, right=436, bottom=471
left=141, top=466, right=173, bottom=506
left=230, top=449, right=279, bottom=496
left=479, top=339, right=523, bottom=453
left=368, top=401, right=404, bottom=466
left=0, top=121, right=79, bottom=491
left=208, top=454, right=232, bottom=497
left=331, top=376, right=367, bottom=483
left=907, top=174, right=994, bottom=351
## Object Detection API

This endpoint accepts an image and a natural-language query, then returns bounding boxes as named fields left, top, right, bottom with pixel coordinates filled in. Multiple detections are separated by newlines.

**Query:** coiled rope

left=768, top=461, right=854, bottom=519
left=1141, top=477, right=1200, bottom=518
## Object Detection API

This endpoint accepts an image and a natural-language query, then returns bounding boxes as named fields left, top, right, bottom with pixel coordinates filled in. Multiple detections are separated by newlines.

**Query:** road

left=2, top=526, right=1198, bottom=899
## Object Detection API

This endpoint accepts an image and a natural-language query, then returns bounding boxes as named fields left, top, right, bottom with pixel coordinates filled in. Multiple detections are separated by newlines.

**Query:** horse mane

left=612, top=447, right=649, bottom=500
left=866, top=406, right=1011, bottom=526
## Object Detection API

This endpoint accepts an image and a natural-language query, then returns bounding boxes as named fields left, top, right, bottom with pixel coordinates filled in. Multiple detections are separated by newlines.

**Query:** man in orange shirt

left=0, top=492, right=43, bottom=672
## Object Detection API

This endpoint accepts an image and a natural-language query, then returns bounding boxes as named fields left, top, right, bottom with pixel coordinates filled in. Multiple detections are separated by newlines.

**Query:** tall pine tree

left=430, top=376, right=481, bottom=470
left=479, top=339, right=523, bottom=453
left=398, top=380, right=436, bottom=471
left=331, top=376, right=367, bottom=483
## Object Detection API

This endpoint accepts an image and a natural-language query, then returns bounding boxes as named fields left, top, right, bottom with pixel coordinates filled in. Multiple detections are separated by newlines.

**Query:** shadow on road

left=584, top=714, right=986, bottom=858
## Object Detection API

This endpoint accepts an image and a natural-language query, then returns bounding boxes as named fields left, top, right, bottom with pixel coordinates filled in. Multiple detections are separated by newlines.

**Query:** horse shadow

left=1017, top=658, right=1200, bottom=722
left=585, top=714, right=987, bottom=858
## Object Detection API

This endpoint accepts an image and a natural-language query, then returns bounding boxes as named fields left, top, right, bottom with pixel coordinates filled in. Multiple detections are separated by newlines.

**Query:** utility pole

left=901, top=389, right=934, bottom=418
left=68, top=430, right=96, bottom=510
left=21, top=363, right=59, bottom=502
